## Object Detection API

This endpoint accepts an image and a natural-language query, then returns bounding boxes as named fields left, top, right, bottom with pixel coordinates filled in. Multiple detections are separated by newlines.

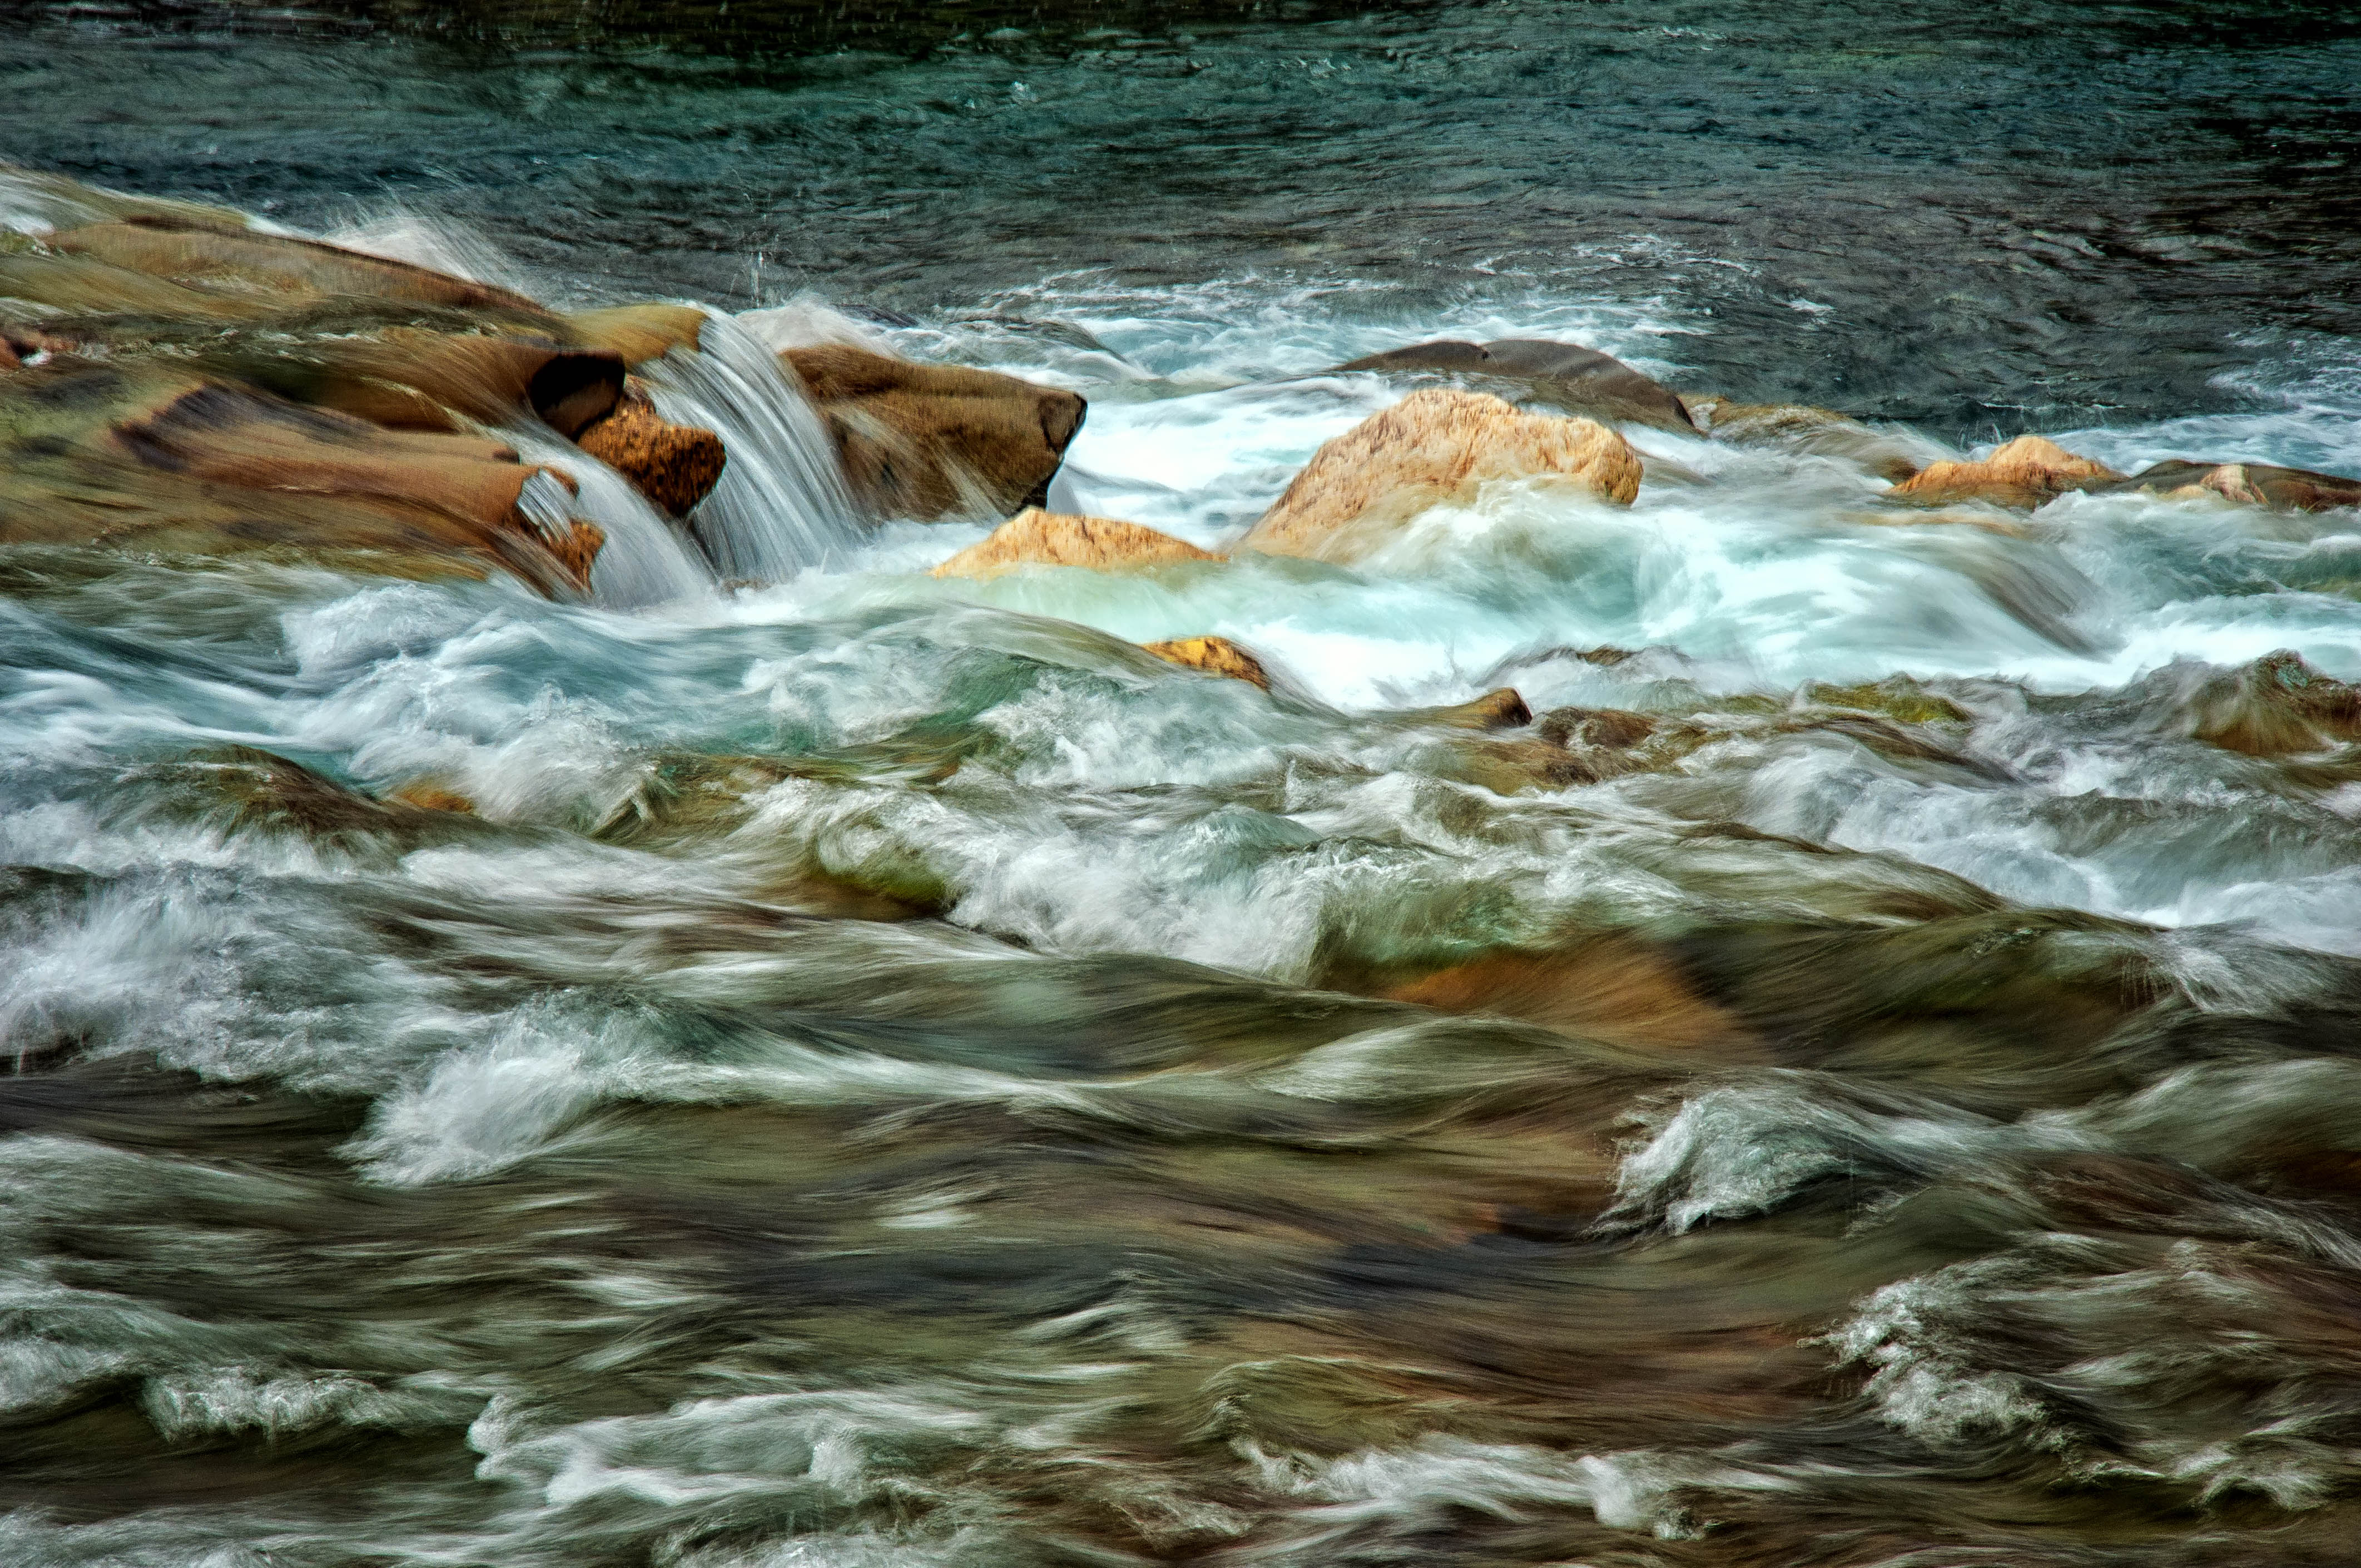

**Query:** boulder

left=1142, top=636, right=1270, bottom=689
left=573, top=385, right=729, bottom=517
left=931, top=507, right=1219, bottom=580
left=1888, top=435, right=2121, bottom=509
left=2092, top=460, right=2361, bottom=513
left=1683, top=396, right=1943, bottom=483
left=781, top=343, right=1086, bottom=522
left=1333, top=338, right=1693, bottom=434
left=1240, top=388, right=1641, bottom=564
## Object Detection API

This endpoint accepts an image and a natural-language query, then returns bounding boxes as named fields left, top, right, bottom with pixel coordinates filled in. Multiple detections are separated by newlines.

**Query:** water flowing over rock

left=931, top=507, right=1219, bottom=580
left=51, top=214, right=549, bottom=314
left=2094, top=459, right=2361, bottom=512
left=1889, top=434, right=2122, bottom=508
left=1685, top=395, right=1945, bottom=482
left=1334, top=336, right=1696, bottom=434
left=642, top=315, right=861, bottom=579
left=1241, top=388, right=1641, bottom=562
left=781, top=342, right=1087, bottom=522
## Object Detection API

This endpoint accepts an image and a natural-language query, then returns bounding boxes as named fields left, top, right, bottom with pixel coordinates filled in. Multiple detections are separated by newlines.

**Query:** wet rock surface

left=782, top=342, right=1086, bottom=522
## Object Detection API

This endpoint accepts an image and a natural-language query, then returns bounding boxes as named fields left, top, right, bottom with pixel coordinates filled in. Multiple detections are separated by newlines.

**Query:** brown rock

left=574, top=386, right=728, bottom=517
left=51, top=216, right=548, bottom=315
left=564, top=304, right=709, bottom=367
left=0, top=361, right=598, bottom=596
left=1888, top=435, right=2121, bottom=509
left=1335, top=338, right=1693, bottom=434
left=1142, top=636, right=1270, bottom=689
left=212, top=328, right=626, bottom=436
left=931, top=507, right=1220, bottom=580
left=1536, top=706, right=1659, bottom=750
left=1381, top=939, right=1763, bottom=1060
left=1241, top=389, right=1641, bottom=564
left=2095, top=459, right=2361, bottom=513
left=781, top=343, right=1086, bottom=522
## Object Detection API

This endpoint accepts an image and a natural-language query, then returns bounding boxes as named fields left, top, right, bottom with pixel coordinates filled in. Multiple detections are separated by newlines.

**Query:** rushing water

left=6, top=4, right=2361, bottom=1565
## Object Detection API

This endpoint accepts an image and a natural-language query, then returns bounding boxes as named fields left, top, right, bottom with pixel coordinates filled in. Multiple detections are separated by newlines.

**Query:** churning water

left=4, top=3, right=2361, bottom=1565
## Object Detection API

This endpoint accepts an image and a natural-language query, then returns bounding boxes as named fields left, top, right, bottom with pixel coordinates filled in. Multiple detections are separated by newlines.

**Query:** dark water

left=6, top=3, right=2361, bottom=1566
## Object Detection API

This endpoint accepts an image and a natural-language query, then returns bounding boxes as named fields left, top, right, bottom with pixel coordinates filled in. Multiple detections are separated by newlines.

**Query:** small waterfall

left=504, top=424, right=715, bottom=609
left=639, top=312, right=862, bottom=582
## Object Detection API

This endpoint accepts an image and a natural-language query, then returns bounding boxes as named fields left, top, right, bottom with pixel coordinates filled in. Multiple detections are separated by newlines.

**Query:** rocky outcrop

left=1142, top=636, right=1270, bottom=688
left=0, top=362, right=601, bottom=594
left=2092, top=460, right=2361, bottom=513
left=1889, top=435, right=2121, bottom=509
left=573, top=385, right=728, bottom=517
left=1684, top=396, right=1943, bottom=483
left=931, top=508, right=1220, bottom=580
left=206, top=328, right=627, bottom=436
left=1334, top=338, right=1693, bottom=434
left=780, top=343, right=1086, bottom=522
left=1241, top=389, right=1641, bottom=564
left=50, top=215, right=548, bottom=315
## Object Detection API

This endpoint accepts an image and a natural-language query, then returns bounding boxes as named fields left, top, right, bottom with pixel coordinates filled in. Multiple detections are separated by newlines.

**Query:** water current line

left=641, top=312, right=862, bottom=583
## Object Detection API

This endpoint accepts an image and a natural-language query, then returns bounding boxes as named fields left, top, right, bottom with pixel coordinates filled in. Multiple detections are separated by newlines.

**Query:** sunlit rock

left=1685, top=395, right=1943, bottom=483
left=930, top=507, right=1219, bottom=580
left=573, top=384, right=728, bottom=517
left=1241, top=388, right=1641, bottom=563
left=780, top=343, right=1087, bottom=521
left=1335, top=338, right=1693, bottom=434
left=2096, top=459, right=2361, bottom=513
left=1142, top=635, right=1270, bottom=688
left=1888, top=434, right=2121, bottom=509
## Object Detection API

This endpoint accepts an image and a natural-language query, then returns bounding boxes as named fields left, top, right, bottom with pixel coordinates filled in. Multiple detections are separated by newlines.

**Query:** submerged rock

left=2157, top=651, right=2361, bottom=756
left=1142, top=635, right=1270, bottom=688
left=780, top=343, right=1086, bottom=522
left=1684, top=395, right=1943, bottom=483
left=1403, top=687, right=1535, bottom=731
left=2093, top=459, right=2361, bottom=513
left=1889, top=435, right=2122, bottom=509
left=1334, top=338, right=1693, bottom=434
left=931, top=507, right=1220, bottom=580
left=1241, top=389, right=1641, bottom=564
left=573, top=385, right=728, bottom=517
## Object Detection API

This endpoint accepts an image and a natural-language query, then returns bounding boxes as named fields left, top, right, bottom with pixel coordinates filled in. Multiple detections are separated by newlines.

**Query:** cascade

left=641, top=312, right=862, bottom=582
